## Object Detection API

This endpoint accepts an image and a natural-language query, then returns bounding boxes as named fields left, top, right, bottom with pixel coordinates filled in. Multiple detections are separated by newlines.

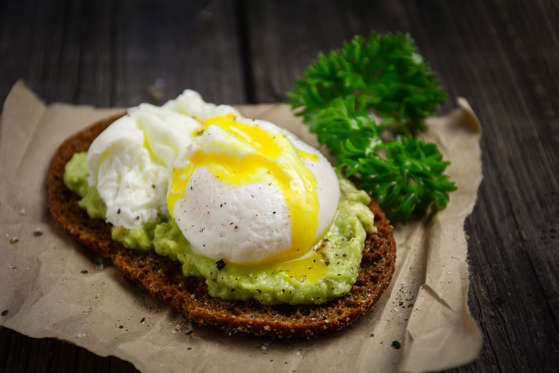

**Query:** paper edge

left=399, top=98, right=483, bottom=372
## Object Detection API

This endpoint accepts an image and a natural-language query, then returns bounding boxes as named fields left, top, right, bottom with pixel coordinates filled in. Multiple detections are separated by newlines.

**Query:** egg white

left=87, top=90, right=340, bottom=264
left=171, top=110, right=340, bottom=264
left=86, top=104, right=200, bottom=229
left=173, top=167, right=292, bottom=263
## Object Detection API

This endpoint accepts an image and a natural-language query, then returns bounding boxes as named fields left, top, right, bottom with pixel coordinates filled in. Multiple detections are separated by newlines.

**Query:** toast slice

left=48, top=114, right=396, bottom=338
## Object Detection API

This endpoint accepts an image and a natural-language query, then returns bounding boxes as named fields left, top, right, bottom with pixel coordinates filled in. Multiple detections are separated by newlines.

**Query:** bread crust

left=48, top=114, right=396, bottom=338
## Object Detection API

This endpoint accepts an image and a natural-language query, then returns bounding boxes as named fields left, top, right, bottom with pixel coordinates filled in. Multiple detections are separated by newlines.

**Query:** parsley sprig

left=288, top=33, right=456, bottom=223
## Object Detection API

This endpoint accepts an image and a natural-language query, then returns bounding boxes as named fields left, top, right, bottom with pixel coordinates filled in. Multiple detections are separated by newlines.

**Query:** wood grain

left=244, top=1, right=559, bottom=372
left=1, top=0, right=558, bottom=372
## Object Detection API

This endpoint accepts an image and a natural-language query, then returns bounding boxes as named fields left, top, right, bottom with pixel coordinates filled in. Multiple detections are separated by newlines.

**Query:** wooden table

left=1, top=1, right=558, bottom=371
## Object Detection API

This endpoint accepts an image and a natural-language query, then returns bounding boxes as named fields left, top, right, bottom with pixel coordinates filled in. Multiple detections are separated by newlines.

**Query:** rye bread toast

left=48, top=114, right=396, bottom=338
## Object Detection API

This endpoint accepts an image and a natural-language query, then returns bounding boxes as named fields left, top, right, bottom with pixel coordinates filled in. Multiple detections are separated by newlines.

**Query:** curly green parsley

left=288, top=32, right=456, bottom=223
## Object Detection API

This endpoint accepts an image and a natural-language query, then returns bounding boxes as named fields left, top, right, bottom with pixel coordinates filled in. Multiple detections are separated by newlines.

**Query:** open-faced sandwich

left=48, top=90, right=396, bottom=338
left=49, top=32, right=455, bottom=338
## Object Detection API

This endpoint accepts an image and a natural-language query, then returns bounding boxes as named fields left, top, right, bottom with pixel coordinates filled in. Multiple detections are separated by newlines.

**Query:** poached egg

left=87, top=90, right=340, bottom=265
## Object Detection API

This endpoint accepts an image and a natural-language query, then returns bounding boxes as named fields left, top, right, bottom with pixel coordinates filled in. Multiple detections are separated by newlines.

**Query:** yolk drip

left=297, top=149, right=319, bottom=162
left=232, top=248, right=330, bottom=282
left=167, top=114, right=324, bottom=269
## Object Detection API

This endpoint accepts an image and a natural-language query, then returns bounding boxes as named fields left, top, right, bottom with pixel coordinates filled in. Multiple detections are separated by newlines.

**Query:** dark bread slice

left=48, top=114, right=396, bottom=338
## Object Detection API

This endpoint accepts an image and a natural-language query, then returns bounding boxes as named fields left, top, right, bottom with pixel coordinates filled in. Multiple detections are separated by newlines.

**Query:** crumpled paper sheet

left=0, top=81, right=482, bottom=373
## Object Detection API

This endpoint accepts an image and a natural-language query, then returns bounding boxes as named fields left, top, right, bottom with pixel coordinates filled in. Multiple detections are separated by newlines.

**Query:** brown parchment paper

left=0, top=81, right=482, bottom=373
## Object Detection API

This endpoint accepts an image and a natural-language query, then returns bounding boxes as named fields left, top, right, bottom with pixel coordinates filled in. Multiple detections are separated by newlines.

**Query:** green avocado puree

left=64, top=152, right=376, bottom=305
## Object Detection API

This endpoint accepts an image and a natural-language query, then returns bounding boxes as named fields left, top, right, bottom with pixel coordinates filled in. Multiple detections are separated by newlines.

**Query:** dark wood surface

left=1, top=0, right=558, bottom=371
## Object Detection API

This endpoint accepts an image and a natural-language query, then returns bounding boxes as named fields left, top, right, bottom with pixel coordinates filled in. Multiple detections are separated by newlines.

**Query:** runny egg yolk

left=167, top=114, right=329, bottom=280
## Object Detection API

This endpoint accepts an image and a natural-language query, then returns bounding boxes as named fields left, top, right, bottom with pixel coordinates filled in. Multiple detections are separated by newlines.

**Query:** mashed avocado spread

left=64, top=153, right=376, bottom=305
